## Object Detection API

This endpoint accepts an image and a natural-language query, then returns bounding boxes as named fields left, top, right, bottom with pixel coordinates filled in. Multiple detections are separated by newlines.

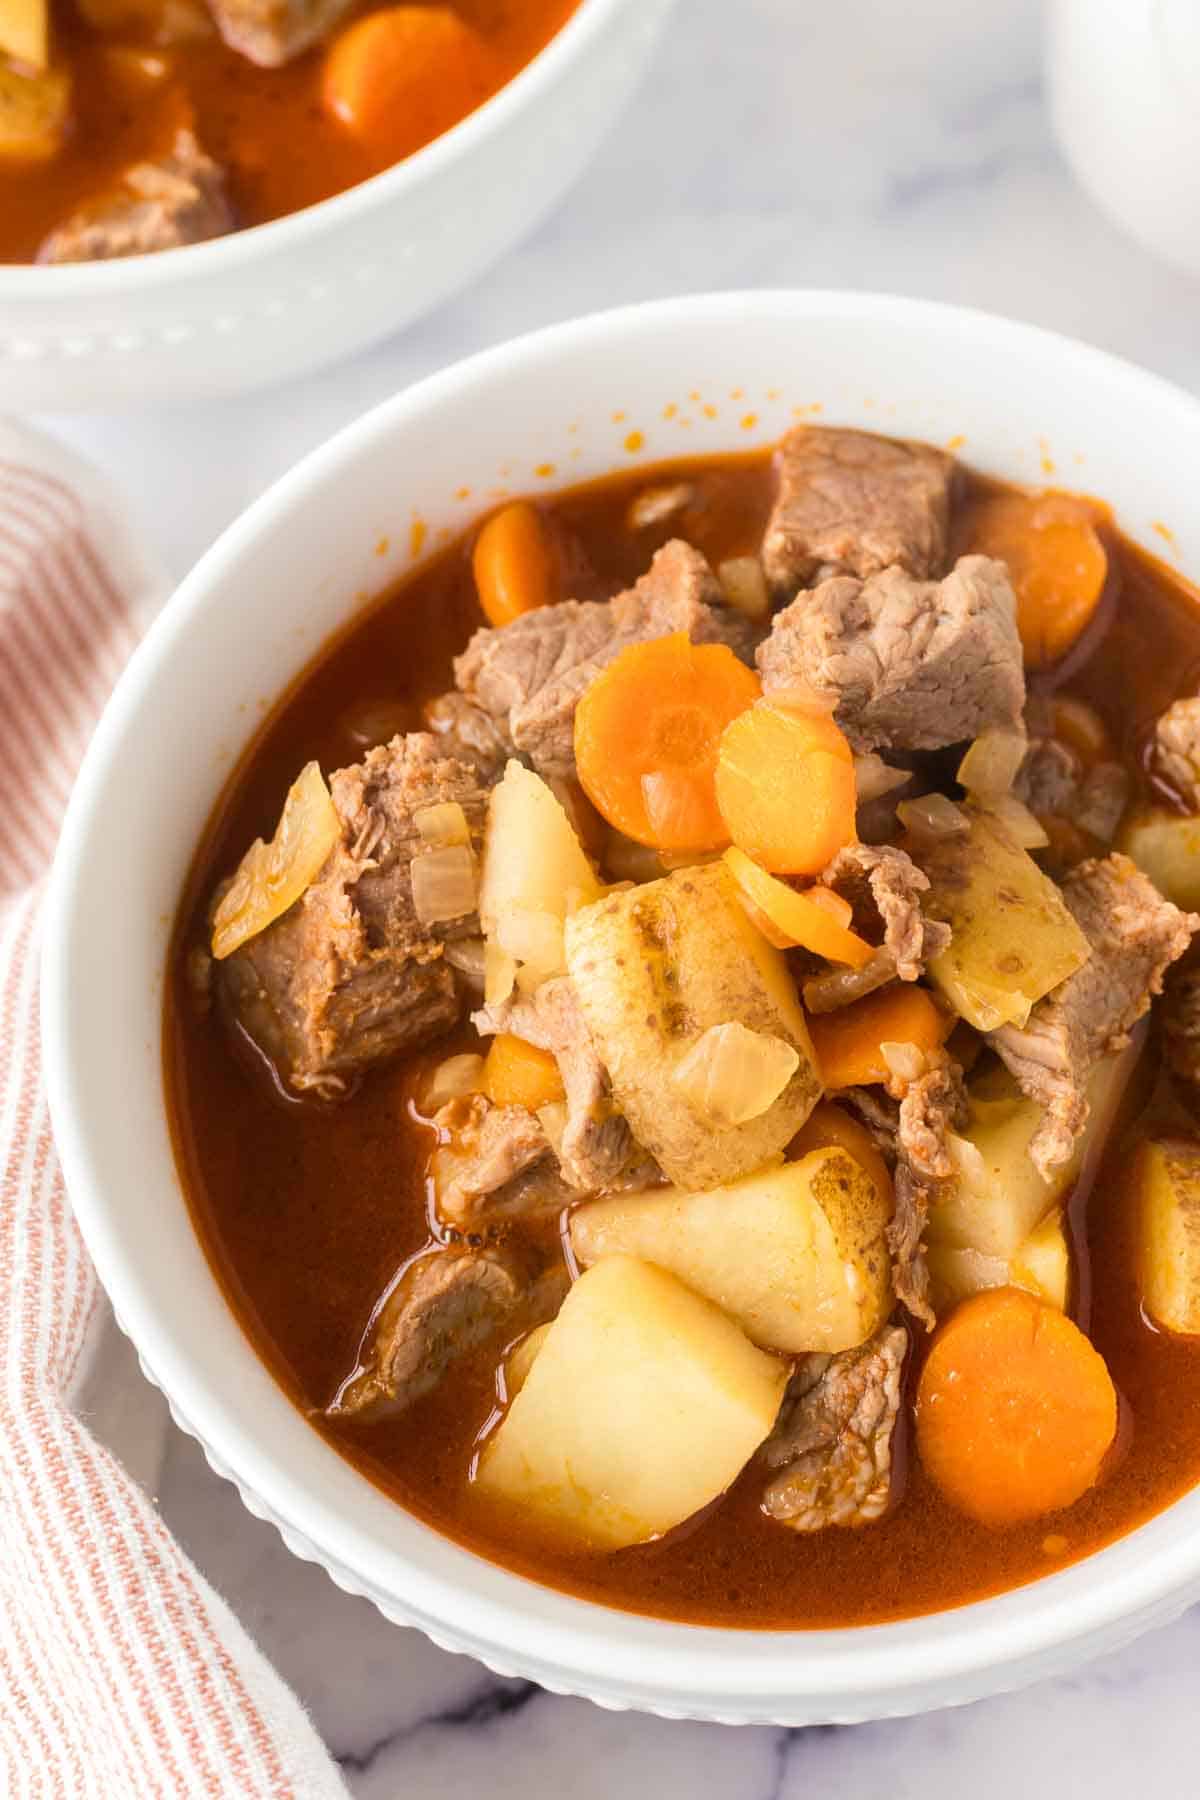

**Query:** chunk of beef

left=430, top=1095, right=574, bottom=1229
left=761, top=426, right=955, bottom=597
left=1154, top=697, right=1200, bottom=810
left=474, top=977, right=659, bottom=1192
left=991, top=854, right=1198, bottom=1175
left=839, top=1055, right=966, bottom=1329
left=757, top=556, right=1025, bottom=755
left=762, top=1325, right=907, bottom=1531
left=1016, top=737, right=1129, bottom=846
left=38, top=131, right=233, bottom=263
left=1164, top=966, right=1200, bottom=1091
left=218, top=734, right=489, bottom=1096
left=328, top=1244, right=568, bottom=1421
left=803, top=843, right=951, bottom=1013
left=454, top=539, right=760, bottom=780
left=205, top=0, right=353, bottom=64
left=422, top=691, right=509, bottom=782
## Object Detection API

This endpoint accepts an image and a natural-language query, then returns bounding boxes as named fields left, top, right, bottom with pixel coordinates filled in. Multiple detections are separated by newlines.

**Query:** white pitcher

left=1049, top=0, right=1200, bottom=279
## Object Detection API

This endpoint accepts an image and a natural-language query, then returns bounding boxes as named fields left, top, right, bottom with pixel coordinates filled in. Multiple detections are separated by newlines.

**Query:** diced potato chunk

left=570, top=1147, right=892, bottom=1353
left=0, top=58, right=68, bottom=161
left=918, top=805, right=1091, bottom=1031
left=926, top=1209, right=1070, bottom=1314
left=476, top=1257, right=788, bottom=1548
left=503, top=1323, right=550, bottom=1398
left=1136, top=1138, right=1200, bottom=1335
left=0, top=0, right=47, bottom=67
left=1118, top=809, right=1200, bottom=913
left=211, top=761, right=340, bottom=960
left=565, top=863, right=822, bottom=1189
left=478, top=761, right=603, bottom=985
left=928, top=1048, right=1135, bottom=1259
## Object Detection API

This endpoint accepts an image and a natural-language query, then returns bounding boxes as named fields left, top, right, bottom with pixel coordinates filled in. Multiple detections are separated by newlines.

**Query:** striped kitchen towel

left=0, top=421, right=349, bottom=1799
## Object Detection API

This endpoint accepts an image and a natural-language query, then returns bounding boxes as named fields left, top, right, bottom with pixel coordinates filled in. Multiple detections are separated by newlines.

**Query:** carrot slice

left=322, top=5, right=494, bottom=162
left=573, top=633, right=761, bottom=851
left=724, top=846, right=874, bottom=968
left=916, top=1287, right=1118, bottom=1527
left=963, top=492, right=1109, bottom=670
left=481, top=1033, right=564, bottom=1111
left=473, top=501, right=557, bottom=628
left=805, top=985, right=951, bottom=1090
left=789, top=1101, right=893, bottom=1210
left=715, top=701, right=856, bottom=875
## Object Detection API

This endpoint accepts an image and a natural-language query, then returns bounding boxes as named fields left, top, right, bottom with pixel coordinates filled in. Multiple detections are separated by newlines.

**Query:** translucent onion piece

left=956, top=728, right=1028, bottom=799
left=414, top=801, right=470, bottom=847
left=535, top=1101, right=568, bottom=1159
left=212, top=761, right=339, bottom=960
left=897, top=793, right=969, bottom=839
left=985, top=795, right=1051, bottom=851
left=880, top=1040, right=927, bottom=1086
left=717, top=556, right=770, bottom=622
left=424, top=1053, right=485, bottom=1109
left=805, top=884, right=854, bottom=927
left=946, top=1130, right=988, bottom=1190
left=411, top=844, right=478, bottom=927
left=444, top=937, right=487, bottom=988
left=853, top=752, right=910, bottom=805
left=484, top=941, right=517, bottom=1006
left=627, top=482, right=693, bottom=530
left=496, top=907, right=566, bottom=979
left=764, top=682, right=839, bottom=719
left=671, top=1021, right=799, bottom=1127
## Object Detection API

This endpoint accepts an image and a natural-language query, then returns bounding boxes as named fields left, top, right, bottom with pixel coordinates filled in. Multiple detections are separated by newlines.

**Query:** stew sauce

left=166, top=449, right=1200, bottom=1628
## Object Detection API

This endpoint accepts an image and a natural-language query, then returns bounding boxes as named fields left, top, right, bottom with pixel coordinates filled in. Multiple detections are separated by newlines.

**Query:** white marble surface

left=37, top=0, right=1200, bottom=1789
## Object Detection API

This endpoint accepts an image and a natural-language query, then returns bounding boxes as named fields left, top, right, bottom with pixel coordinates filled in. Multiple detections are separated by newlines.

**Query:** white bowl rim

left=0, top=0, right=628, bottom=295
left=41, top=289, right=1200, bottom=1716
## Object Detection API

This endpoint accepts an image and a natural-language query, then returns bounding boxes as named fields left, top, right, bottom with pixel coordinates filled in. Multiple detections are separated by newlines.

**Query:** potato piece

left=918, top=805, right=1091, bottom=1031
left=478, top=761, right=603, bottom=985
left=1136, top=1138, right=1200, bottom=1335
left=503, top=1322, right=550, bottom=1398
left=0, top=0, right=47, bottom=67
left=570, top=1147, right=892, bottom=1353
left=928, top=1048, right=1135, bottom=1258
left=1118, top=809, right=1200, bottom=913
left=927, top=1209, right=1070, bottom=1314
left=565, top=863, right=822, bottom=1189
left=0, top=58, right=68, bottom=160
left=476, top=1258, right=788, bottom=1548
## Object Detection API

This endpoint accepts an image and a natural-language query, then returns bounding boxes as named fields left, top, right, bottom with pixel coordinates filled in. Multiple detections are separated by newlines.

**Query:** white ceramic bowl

left=43, top=292, right=1200, bottom=1724
left=0, top=0, right=671, bottom=412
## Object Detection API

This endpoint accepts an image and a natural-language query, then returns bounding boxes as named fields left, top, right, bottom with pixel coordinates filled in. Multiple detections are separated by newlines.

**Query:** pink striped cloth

left=0, top=422, right=350, bottom=1798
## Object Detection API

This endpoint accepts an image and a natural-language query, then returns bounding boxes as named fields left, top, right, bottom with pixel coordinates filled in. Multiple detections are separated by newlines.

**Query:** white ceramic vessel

left=42, top=293, right=1200, bottom=1724
left=0, top=0, right=671, bottom=411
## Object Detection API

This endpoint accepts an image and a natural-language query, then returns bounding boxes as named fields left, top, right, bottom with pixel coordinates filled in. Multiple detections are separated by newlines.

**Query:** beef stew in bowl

left=1, top=0, right=578, bottom=262
left=168, top=423, right=1200, bottom=1628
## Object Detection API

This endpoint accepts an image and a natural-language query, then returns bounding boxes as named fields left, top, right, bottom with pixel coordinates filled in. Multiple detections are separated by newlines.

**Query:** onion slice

left=414, top=801, right=471, bottom=847
left=424, top=1053, right=485, bottom=1109
left=717, top=556, right=771, bottom=621
left=897, top=793, right=969, bottom=840
left=672, top=1021, right=799, bottom=1127
left=411, top=844, right=478, bottom=927
left=956, top=728, right=1027, bottom=799
left=211, top=761, right=339, bottom=960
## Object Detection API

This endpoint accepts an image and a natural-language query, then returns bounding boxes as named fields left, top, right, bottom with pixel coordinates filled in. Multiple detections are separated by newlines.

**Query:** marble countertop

left=38, top=0, right=1200, bottom=1789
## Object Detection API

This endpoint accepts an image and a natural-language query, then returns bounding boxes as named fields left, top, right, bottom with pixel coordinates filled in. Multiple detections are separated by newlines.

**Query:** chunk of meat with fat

left=761, top=426, right=955, bottom=596
left=762, top=1325, right=907, bottom=1531
left=1154, top=697, right=1200, bottom=810
left=990, top=854, right=1198, bottom=1175
left=473, top=977, right=658, bottom=1193
left=430, top=1094, right=574, bottom=1229
left=802, top=842, right=951, bottom=1013
left=1015, top=737, right=1129, bottom=845
left=840, top=1055, right=967, bottom=1329
left=38, top=130, right=233, bottom=263
left=217, top=733, right=489, bottom=1096
left=422, top=691, right=510, bottom=781
left=205, top=0, right=353, bottom=64
left=757, top=556, right=1025, bottom=754
left=454, top=539, right=761, bottom=781
left=328, top=1244, right=568, bottom=1421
